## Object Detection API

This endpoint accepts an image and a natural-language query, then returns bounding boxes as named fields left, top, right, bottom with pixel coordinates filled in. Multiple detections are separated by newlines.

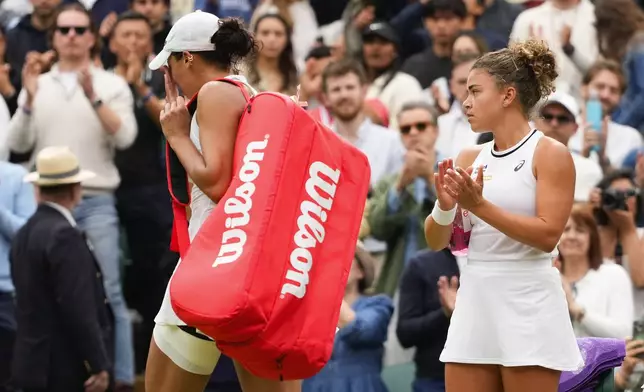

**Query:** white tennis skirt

left=440, top=259, right=584, bottom=372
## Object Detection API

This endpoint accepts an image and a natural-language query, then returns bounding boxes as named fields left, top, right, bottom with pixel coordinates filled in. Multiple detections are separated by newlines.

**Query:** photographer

left=591, top=170, right=644, bottom=320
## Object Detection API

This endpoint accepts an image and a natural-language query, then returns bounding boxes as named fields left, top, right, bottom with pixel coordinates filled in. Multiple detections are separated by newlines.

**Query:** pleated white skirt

left=440, top=259, right=584, bottom=372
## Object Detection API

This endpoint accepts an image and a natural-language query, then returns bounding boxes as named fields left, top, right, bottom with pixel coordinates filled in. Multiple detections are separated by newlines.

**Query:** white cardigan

left=571, top=263, right=634, bottom=339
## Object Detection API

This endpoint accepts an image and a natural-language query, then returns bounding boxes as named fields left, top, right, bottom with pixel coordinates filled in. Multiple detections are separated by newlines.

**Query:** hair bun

left=211, top=18, right=255, bottom=60
left=509, top=39, right=558, bottom=98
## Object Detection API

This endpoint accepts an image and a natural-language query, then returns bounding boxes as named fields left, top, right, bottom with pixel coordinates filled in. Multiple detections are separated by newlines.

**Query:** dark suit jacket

left=10, top=204, right=113, bottom=392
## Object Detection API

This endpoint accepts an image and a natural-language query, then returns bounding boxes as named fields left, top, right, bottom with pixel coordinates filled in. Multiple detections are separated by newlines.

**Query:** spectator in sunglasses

left=368, top=101, right=440, bottom=297
left=536, top=92, right=602, bottom=204
left=367, top=100, right=439, bottom=367
left=7, top=3, right=137, bottom=389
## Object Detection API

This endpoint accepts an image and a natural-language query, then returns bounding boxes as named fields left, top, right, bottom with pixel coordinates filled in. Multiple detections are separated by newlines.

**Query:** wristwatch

left=91, top=98, right=103, bottom=109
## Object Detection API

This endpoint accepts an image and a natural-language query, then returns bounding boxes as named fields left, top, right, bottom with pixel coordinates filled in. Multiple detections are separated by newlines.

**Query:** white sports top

left=467, top=129, right=551, bottom=262
left=187, top=74, right=254, bottom=241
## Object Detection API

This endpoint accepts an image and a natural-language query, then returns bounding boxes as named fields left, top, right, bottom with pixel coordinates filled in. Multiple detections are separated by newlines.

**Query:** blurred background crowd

left=2, top=0, right=644, bottom=391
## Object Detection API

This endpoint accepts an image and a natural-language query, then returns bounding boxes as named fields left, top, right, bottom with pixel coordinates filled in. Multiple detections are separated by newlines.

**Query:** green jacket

left=367, top=174, right=435, bottom=296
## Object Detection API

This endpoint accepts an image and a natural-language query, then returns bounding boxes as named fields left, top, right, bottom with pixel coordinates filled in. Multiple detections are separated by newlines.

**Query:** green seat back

left=381, top=362, right=415, bottom=392
left=593, top=369, right=616, bottom=392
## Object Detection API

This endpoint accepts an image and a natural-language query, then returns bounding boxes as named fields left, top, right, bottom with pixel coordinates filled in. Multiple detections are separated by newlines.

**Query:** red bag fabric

left=165, top=78, right=371, bottom=380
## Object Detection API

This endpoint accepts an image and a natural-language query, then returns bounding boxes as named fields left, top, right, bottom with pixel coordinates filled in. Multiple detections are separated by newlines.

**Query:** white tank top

left=467, top=129, right=550, bottom=262
left=187, top=74, right=255, bottom=241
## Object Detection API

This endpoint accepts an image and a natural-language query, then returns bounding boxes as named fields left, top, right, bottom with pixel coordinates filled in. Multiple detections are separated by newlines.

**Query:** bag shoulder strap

left=166, top=77, right=255, bottom=258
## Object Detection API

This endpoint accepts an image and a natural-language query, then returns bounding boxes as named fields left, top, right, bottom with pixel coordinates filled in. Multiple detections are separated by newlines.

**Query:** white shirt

left=510, top=0, right=598, bottom=101
left=571, top=152, right=603, bottom=202
left=568, top=120, right=643, bottom=168
left=7, top=65, right=138, bottom=192
left=571, top=264, right=633, bottom=339
left=78, top=0, right=98, bottom=10
left=366, top=72, right=426, bottom=130
left=332, top=118, right=405, bottom=187
left=436, top=102, right=480, bottom=159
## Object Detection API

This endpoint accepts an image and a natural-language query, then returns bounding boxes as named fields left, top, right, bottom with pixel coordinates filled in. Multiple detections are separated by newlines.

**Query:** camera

left=601, top=188, right=638, bottom=211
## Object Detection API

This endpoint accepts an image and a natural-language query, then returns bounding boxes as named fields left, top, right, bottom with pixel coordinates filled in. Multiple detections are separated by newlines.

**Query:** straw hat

left=24, top=146, right=95, bottom=186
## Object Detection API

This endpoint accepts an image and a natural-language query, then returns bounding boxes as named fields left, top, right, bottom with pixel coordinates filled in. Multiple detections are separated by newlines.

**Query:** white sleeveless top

left=467, top=129, right=550, bottom=262
left=187, top=74, right=254, bottom=241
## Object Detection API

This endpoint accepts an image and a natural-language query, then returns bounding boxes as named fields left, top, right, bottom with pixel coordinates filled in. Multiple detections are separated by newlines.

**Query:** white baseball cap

left=149, top=10, right=220, bottom=71
left=542, top=91, right=580, bottom=119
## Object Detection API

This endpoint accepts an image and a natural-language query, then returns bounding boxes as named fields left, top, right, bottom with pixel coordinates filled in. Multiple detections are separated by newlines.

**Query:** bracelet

left=431, top=202, right=457, bottom=226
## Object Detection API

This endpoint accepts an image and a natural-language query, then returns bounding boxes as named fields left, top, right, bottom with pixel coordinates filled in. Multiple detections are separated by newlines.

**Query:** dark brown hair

left=595, top=0, right=644, bottom=61
left=321, top=58, right=368, bottom=92
left=471, top=39, right=558, bottom=115
left=246, top=13, right=297, bottom=94
left=582, top=59, right=627, bottom=94
left=49, top=2, right=101, bottom=58
left=454, top=31, right=489, bottom=56
left=171, top=17, right=256, bottom=74
left=559, top=205, right=603, bottom=271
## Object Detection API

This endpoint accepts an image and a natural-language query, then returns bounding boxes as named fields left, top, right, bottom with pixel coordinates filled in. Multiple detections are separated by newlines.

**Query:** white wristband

left=431, top=202, right=457, bottom=226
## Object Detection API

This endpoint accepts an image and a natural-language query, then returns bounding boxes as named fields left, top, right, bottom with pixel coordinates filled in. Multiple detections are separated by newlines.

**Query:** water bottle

left=586, top=89, right=603, bottom=153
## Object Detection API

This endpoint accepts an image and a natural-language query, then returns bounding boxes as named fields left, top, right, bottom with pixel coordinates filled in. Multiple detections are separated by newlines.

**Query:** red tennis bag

left=166, top=78, right=371, bottom=380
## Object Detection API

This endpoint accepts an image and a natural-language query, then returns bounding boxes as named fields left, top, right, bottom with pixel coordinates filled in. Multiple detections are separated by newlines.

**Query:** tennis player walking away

left=144, top=11, right=301, bottom=392
left=424, top=39, right=583, bottom=392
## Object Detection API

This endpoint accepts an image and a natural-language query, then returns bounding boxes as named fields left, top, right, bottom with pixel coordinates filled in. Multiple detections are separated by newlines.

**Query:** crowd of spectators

left=2, top=0, right=644, bottom=391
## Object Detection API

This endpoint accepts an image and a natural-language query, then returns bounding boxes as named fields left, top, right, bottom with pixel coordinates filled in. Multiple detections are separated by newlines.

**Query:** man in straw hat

left=9, top=146, right=113, bottom=392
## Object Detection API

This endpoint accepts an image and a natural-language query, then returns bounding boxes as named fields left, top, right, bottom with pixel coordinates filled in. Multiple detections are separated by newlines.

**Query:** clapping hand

left=438, top=276, right=459, bottom=317
left=98, top=12, right=117, bottom=38
left=22, top=55, right=42, bottom=106
left=0, top=63, right=13, bottom=97
left=443, top=165, right=485, bottom=210
left=84, top=370, right=109, bottom=392
left=397, top=146, right=434, bottom=191
left=125, top=50, right=143, bottom=87
left=434, top=159, right=458, bottom=212
left=78, top=67, right=95, bottom=100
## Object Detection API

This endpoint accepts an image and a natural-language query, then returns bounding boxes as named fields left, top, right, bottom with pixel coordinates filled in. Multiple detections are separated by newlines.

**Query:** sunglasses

left=541, top=113, right=574, bottom=124
left=57, top=26, right=89, bottom=35
left=400, top=122, right=432, bottom=135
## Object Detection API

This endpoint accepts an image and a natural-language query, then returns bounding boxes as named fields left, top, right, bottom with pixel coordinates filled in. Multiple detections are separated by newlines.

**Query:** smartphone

left=586, top=89, right=603, bottom=153
left=633, top=321, right=644, bottom=358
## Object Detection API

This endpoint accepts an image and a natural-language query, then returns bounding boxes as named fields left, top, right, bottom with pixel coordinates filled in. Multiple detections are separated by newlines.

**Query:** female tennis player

left=424, top=39, right=583, bottom=392
left=145, top=11, right=301, bottom=392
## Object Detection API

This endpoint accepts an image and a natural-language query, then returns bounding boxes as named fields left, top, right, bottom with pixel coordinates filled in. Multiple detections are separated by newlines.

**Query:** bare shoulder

left=535, top=136, right=574, bottom=166
left=196, top=80, right=248, bottom=111
left=534, top=136, right=575, bottom=178
left=455, top=144, right=486, bottom=168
